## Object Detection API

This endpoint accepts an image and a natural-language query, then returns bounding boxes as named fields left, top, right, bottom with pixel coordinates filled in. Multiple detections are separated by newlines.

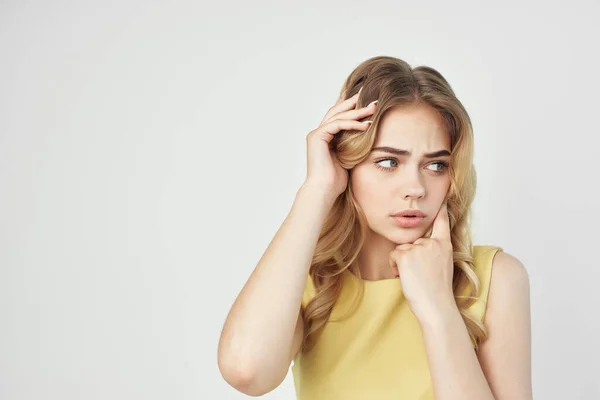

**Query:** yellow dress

left=291, top=245, right=503, bottom=400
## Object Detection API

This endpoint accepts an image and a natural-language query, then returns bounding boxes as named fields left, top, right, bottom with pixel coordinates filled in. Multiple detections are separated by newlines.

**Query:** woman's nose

left=401, top=169, right=426, bottom=199
left=403, top=186, right=425, bottom=200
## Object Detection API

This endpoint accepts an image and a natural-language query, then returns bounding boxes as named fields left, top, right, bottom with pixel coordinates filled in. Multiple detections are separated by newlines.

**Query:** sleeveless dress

left=291, top=245, right=503, bottom=400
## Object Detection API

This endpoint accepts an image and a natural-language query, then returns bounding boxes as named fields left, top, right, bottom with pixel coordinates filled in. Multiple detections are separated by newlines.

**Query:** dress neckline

left=343, top=269, right=400, bottom=284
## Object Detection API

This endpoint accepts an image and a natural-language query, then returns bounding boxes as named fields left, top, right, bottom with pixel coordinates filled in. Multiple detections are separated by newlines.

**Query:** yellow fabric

left=291, top=245, right=503, bottom=400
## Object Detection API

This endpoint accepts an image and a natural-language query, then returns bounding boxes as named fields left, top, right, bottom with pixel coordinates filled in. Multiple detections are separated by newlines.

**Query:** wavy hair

left=301, top=55, right=486, bottom=354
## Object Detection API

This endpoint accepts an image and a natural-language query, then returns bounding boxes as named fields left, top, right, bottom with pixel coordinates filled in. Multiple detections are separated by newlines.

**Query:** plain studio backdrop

left=1, top=1, right=599, bottom=399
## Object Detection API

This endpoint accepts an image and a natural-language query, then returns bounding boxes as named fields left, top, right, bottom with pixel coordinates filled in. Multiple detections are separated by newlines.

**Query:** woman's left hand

left=388, top=201, right=456, bottom=322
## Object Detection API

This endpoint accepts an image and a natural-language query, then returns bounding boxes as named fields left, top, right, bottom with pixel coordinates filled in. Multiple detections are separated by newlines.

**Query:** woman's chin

left=367, top=223, right=429, bottom=245
left=387, top=229, right=426, bottom=245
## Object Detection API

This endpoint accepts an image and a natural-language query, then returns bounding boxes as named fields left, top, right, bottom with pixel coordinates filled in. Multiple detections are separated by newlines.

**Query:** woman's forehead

left=373, top=125, right=450, bottom=154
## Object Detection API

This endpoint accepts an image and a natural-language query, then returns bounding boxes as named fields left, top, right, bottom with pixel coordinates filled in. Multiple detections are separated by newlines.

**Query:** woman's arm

left=418, top=251, right=532, bottom=400
left=217, top=183, right=336, bottom=396
left=476, top=251, right=533, bottom=399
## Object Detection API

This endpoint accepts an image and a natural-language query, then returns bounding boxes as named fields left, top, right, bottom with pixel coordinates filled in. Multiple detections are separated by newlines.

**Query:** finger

left=336, top=89, right=348, bottom=104
left=322, top=100, right=377, bottom=126
left=331, top=86, right=362, bottom=112
left=412, top=238, right=428, bottom=245
left=311, top=119, right=372, bottom=144
left=321, top=86, right=363, bottom=124
left=430, top=201, right=451, bottom=241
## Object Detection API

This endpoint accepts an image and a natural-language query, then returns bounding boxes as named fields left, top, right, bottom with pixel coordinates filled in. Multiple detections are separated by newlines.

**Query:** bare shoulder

left=477, top=250, right=533, bottom=399
left=485, top=250, right=530, bottom=325
left=490, top=250, right=530, bottom=297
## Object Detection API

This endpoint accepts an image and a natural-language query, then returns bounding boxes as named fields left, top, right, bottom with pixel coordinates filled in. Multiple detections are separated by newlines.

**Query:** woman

left=218, top=56, right=532, bottom=399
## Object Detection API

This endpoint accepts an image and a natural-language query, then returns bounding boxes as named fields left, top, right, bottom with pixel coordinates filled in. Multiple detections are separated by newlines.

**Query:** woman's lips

left=391, top=215, right=425, bottom=228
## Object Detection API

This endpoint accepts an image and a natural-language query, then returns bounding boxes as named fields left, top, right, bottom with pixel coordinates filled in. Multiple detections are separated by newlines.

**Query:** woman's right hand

left=303, top=87, right=378, bottom=199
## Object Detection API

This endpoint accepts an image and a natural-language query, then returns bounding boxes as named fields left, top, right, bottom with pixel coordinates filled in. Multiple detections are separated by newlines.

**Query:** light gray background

left=1, top=1, right=598, bottom=399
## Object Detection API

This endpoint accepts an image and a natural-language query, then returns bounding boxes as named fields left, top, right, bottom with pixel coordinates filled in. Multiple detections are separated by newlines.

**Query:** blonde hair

left=302, top=55, right=486, bottom=354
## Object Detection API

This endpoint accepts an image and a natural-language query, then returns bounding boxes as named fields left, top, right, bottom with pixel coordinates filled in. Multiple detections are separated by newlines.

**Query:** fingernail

left=367, top=100, right=378, bottom=107
left=362, top=120, right=373, bottom=125
left=358, top=86, right=363, bottom=95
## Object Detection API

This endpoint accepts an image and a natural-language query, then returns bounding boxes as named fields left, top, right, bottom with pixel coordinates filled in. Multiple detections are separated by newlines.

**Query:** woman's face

left=350, top=103, right=452, bottom=245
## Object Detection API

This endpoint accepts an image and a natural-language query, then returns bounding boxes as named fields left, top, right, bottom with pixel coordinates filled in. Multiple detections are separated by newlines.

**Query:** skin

left=349, top=101, right=532, bottom=398
left=350, top=102, right=452, bottom=281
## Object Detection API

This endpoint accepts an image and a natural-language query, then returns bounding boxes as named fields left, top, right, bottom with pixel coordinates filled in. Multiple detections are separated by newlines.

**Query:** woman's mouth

left=391, top=215, right=425, bottom=228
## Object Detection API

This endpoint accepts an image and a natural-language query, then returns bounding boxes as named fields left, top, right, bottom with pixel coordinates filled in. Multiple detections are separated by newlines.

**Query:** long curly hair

left=301, top=55, right=485, bottom=354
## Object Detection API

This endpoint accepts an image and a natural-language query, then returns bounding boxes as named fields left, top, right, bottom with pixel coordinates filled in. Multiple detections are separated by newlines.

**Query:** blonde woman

left=218, top=56, right=532, bottom=400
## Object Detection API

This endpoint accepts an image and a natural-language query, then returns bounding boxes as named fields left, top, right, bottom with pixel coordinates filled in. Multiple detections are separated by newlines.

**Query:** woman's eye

left=377, top=159, right=397, bottom=169
left=375, top=158, right=448, bottom=174
left=428, top=162, right=444, bottom=172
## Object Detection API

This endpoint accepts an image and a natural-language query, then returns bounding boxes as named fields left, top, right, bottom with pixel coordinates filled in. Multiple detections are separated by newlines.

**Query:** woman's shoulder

left=485, top=247, right=529, bottom=298
left=472, top=244, right=504, bottom=259
left=470, top=244, right=504, bottom=279
left=471, top=244, right=526, bottom=281
left=468, top=244, right=529, bottom=320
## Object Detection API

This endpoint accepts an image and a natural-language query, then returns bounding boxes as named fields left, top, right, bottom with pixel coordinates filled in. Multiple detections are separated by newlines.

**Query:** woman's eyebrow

left=371, top=146, right=451, bottom=158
